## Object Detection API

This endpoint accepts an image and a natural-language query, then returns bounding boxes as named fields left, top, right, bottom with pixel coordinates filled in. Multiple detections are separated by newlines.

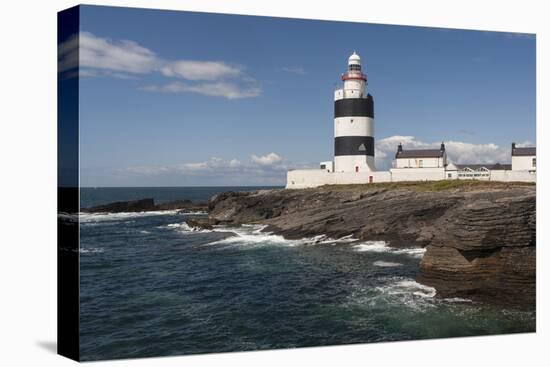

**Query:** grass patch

left=319, top=180, right=534, bottom=193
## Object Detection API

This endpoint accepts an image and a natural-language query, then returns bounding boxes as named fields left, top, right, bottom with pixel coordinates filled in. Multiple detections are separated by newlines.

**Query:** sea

left=78, top=186, right=535, bottom=361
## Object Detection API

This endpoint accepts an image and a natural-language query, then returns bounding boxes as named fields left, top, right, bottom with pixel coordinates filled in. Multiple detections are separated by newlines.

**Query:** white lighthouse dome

left=348, top=51, right=361, bottom=65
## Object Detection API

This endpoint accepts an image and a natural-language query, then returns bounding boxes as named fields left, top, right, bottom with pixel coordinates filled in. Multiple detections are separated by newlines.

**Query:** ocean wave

left=345, top=276, right=437, bottom=312
left=79, top=247, right=105, bottom=254
left=163, top=222, right=424, bottom=258
left=443, top=297, right=473, bottom=303
left=353, top=241, right=426, bottom=258
left=161, top=221, right=213, bottom=233
left=163, top=222, right=360, bottom=248
left=373, top=277, right=438, bottom=311
left=79, top=210, right=180, bottom=223
left=315, top=234, right=358, bottom=245
left=205, top=225, right=307, bottom=248
left=372, top=261, right=403, bottom=267
left=377, top=279, right=437, bottom=299
left=178, top=211, right=208, bottom=215
left=205, top=226, right=369, bottom=249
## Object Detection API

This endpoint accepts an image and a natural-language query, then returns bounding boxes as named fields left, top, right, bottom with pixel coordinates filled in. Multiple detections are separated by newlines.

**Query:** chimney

left=440, top=142, right=445, bottom=151
left=512, top=142, right=516, bottom=151
left=397, top=143, right=403, bottom=153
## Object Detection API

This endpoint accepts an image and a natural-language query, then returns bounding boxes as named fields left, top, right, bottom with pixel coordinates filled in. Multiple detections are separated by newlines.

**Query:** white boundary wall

left=489, top=170, right=536, bottom=182
left=287, top=169, right=391, bottom=188
left=389, top=167, right=446, bottom=181
left=286, top=167, right=535, bottom=189
left=287, top=170, right=335, bottom=188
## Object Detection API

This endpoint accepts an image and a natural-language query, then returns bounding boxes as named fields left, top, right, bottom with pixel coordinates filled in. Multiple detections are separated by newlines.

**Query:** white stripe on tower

left=334, top=116, right=374, bottom=137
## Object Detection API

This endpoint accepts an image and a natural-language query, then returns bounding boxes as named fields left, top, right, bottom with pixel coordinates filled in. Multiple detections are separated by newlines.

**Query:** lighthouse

left=333, top=51, right=375, bottom=173
left=285, top=51, right=536, bottom=189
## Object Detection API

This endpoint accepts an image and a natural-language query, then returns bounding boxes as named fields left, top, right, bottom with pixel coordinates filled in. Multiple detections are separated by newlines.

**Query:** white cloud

left=58, top=31, right=261, bottom=99
left=375, top=135, right=511, bottom=169
left=444, top=140, right=509, bottom=164
left=121, top=165, right=171, bottom=175
left=77, top=32, right=158, bottom=74
left=141, top=81, right=261, bottom=99
left=515, top=141, right=534, bottom=148
left=229, top=159, right=241, bottom=168
left=113, top=154, right=287, bottom=185
left=251, top=153, right=283, bottom=166
left=160, top=61, right=241, bottom=80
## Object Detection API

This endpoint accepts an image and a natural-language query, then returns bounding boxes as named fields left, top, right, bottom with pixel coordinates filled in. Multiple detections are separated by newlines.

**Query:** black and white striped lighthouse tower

left=333, top=52, right=375, bottom=173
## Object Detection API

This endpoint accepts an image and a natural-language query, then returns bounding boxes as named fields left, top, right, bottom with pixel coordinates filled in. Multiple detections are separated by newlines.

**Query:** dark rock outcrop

left=82, top=198, right=208, bottom=213
left=185, top=218, right=214, bottom=231
left=417, top=193, right=535, bottom=305
left=207, top=182, right=535, bottom=306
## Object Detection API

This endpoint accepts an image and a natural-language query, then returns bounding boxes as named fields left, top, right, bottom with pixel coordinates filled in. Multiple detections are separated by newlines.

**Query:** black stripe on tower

left=334, top=93, right=374, bottom=118
left=334, top=136, right=375, bottom=156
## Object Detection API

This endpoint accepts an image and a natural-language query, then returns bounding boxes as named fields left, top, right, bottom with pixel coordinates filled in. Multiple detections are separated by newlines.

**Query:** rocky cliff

left=205, top=181, right=535, bottom=306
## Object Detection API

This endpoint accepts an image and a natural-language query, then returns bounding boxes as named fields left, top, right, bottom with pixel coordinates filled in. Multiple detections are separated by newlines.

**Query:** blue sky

left=62, top=5, right=536, bottom=186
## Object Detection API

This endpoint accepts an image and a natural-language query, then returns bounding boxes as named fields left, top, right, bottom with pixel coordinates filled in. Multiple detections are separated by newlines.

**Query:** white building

left=388, top=143, right=448, bottom=182
left=285, top=52, right=536, bottom=189
left=511, top=143, right=536, bottom=172
left=394, top=143, right=447, bottom=168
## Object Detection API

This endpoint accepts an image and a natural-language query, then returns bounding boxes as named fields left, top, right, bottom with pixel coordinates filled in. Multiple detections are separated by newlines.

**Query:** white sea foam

left=373, top=261, right=403, bottom=267
left=378, top=280, right=437, bottom=299
left=163, top=222, right=360, bottom=248
left=374, top=277, right=437, bottom=310
left=79, top=210, right=179, bottom=223
left=166, top=222, right=192, bottom=229
left=443, top=297, right=473, bottom=303
left=353, top=241, right=390, bottom=253
left=346, top=276, right=437, bottom=312
left=206, top=225, right=308, bottom=248
left=316, top=234, right=358, bottom=244
left=162, top=221, right=213, bottom=233
left=179, top=211, right=208, bottom=215
left=79, top=247, right=104, bottom=254
left=207, top=226, right=369, bottom=249
left=164, top=222, right=423, bottom=258
left=353, top=241, right=426, bottom=258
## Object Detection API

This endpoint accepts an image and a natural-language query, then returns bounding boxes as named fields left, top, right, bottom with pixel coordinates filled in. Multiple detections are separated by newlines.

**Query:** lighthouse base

left=334, top=155, right=375, bottom=173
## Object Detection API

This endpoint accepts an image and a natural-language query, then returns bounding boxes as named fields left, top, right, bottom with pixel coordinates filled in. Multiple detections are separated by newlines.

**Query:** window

left=355, top=166, right=359, bottom=173
left=533, top=158, right=536, bottom=167
left=418, top=159, right=423, bottom=168
left=320, top=164, right=326, bottom=170
left=448, top=173, right=452, bottom=178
